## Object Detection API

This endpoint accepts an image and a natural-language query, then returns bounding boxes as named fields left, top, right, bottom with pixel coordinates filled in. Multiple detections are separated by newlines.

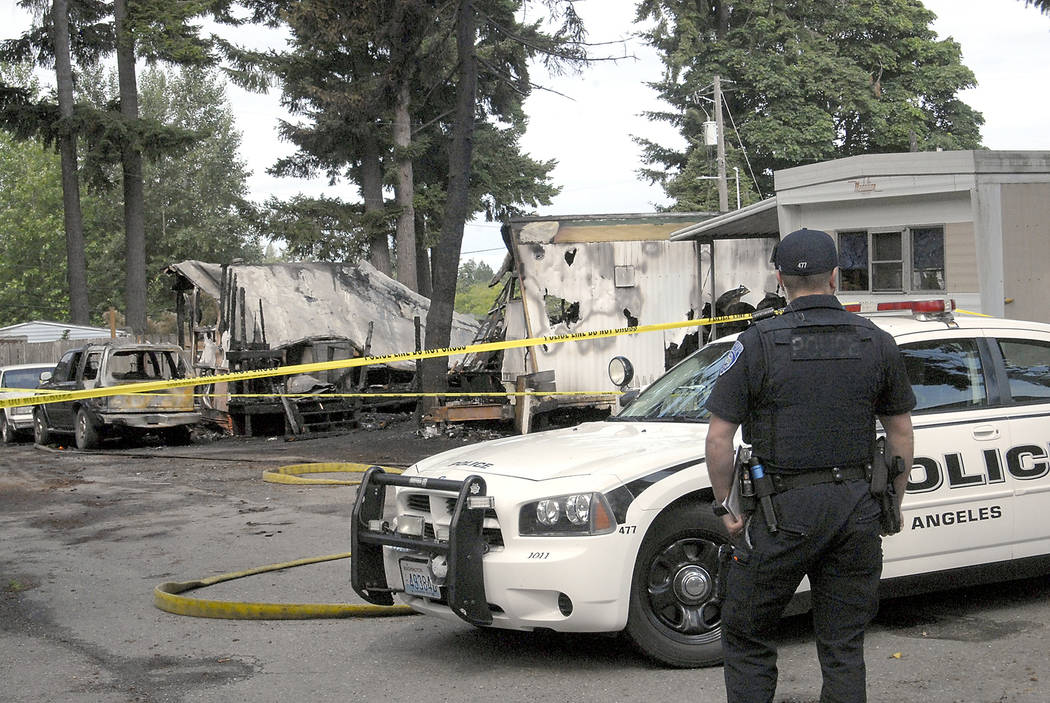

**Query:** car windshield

left=610, top=341, right=733, bottom=423
left=3, top=367, right=51, bottom=389
left=105, top=349, right=186, bottom=382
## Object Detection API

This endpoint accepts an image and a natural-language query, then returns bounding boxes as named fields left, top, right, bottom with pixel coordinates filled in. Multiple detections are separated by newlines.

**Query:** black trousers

left=721, top=478, right=883, bottom=703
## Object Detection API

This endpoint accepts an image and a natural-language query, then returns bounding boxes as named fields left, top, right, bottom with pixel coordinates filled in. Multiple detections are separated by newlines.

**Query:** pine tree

left=1, top=0, right=261, bottom=333
left=636, top=0, right=985, bottom=210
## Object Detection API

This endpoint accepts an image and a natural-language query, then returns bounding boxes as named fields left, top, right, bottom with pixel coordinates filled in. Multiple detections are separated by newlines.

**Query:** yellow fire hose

left=155, top=463, right=412, bottom=619
left=153, top=552, right=414, bottom=619
left=261, top=461, right=402, bottom=485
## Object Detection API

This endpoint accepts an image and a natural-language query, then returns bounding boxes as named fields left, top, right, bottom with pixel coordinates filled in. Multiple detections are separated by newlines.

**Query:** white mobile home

left=672, top=150, right=1050, bottom=323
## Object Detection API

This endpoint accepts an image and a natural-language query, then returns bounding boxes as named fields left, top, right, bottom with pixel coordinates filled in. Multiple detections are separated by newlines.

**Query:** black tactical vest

left=744, top=308, right=884, bottom=471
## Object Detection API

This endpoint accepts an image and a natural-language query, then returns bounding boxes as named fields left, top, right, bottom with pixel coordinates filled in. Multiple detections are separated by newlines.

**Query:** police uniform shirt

left=705, top=294, right=916, bottom=471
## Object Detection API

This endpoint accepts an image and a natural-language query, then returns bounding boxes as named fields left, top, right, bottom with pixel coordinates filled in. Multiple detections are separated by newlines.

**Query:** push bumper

left=350, top=466, right=493, bottom=626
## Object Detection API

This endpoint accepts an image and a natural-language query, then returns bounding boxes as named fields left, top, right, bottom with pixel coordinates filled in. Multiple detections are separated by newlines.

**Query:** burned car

left=33, top=341, right=199, bottom=450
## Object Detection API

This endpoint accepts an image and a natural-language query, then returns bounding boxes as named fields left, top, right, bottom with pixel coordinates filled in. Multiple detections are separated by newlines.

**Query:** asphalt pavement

left=1, top=431, right=1047, bottom=703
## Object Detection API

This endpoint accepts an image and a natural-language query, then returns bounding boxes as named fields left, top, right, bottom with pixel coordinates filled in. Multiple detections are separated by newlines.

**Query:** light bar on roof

left=843, top=299, right=956, bottom=315
left=876, top=299, right=955, bottom=313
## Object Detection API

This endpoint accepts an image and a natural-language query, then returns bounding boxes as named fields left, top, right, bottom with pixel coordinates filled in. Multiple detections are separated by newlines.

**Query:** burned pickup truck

left=33, top=341, right=199, bottom=450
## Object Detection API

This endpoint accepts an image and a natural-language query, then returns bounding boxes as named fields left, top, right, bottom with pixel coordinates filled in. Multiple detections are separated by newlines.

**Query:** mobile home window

left=838, top=231, right=869, bottom=291
left=911, top=227, right=946, bottom=291
left=835, top=227, right=944, bottom=293
left=871, top=231, right=903, bottom=291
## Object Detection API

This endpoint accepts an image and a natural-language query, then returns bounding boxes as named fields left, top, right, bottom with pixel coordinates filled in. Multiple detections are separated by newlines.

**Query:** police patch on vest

left=789, top=328, right=864, bottom=360
left=720, top=340, right=744, bottom=375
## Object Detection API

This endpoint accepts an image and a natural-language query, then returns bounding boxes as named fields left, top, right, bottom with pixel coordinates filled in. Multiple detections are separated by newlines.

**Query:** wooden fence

left=0, top=335, right=179, bottom=367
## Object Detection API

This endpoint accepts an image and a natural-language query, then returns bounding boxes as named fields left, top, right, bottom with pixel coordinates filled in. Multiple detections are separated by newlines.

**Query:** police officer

left=705, top=228, right=915, bottom=703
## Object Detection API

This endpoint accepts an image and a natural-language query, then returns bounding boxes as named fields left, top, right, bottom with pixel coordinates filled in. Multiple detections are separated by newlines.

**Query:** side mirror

left=39, top=371, right=52, bottom=383
left=608, top=356, right=634, bottom=389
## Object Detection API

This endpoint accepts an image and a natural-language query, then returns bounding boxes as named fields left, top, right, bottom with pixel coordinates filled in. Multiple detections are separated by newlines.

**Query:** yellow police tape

left=153, top=552, right=415, bottom=619
left=10, top=304, right=990, bottom=411
left=262, top=462, right=402, bottom=486
left=0, top=311, right=753, bottom=410
left=11, top=390, right=622, bottom=399
left=224, top=391, right=621, bottom=398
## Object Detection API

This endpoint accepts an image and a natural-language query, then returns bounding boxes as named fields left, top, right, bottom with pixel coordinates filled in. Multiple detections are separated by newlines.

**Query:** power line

left=721, top=96, right=764, bottom=199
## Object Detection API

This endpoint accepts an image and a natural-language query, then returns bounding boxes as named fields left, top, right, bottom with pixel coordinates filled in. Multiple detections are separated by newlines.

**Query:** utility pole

left=713, top=75, right=729, bottom=213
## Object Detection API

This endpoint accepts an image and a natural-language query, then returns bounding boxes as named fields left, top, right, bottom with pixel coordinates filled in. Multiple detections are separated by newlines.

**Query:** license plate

left=400, top=559, right=441, bottom=599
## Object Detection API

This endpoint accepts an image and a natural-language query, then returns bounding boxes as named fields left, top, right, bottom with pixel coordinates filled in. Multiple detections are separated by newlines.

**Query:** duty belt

left=767, top=464, right=869, bottom=493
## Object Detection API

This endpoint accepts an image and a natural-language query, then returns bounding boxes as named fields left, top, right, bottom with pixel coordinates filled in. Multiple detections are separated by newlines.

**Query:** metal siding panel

left=712, top=239, right=779, bottom=304
left=508, top=240, right=701, bottom=392
left=1001, top=183, right=1050, bottom=323
left=945, top=221, right=979, bottom=293
left=794, top=191, right=973, bottom=231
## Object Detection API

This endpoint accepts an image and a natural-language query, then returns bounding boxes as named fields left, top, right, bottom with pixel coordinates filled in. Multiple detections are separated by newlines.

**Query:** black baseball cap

left=773, top=228, right=837, bottom=275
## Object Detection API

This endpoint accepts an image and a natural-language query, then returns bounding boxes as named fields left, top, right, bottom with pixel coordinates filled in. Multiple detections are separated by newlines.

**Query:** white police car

left=350, top=300, right=1050, bottom=667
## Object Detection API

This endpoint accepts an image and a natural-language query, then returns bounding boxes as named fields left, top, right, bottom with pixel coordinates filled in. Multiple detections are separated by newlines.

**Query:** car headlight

left=519, top=492, right=616, bottom=536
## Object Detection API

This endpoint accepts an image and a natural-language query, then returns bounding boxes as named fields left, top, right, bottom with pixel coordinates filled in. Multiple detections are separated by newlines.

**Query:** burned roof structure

left=169, top=260, right=478, bottom=365
left=167, top=260, right=479, bottom=435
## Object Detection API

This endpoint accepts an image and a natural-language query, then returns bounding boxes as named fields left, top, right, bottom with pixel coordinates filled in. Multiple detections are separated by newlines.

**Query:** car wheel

left=33, top=408, right=51, bottom=446
left=625, top=500, right=729, bottom=668
left=75, top=408, right=101, bottom=450
left=1, top=414, right=16, bottom=444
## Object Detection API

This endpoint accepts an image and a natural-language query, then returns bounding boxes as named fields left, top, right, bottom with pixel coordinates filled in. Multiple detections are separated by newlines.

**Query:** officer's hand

left=722, top=513, right=744, bottom=539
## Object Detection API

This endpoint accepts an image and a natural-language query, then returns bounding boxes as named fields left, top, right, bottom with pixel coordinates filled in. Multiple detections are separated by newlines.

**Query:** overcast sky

left=3, top=0, right=1049, bottom=271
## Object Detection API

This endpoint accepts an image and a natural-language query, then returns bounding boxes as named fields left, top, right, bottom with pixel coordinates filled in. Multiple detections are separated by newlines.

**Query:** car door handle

left=972, top=425, right=1000, bottom=441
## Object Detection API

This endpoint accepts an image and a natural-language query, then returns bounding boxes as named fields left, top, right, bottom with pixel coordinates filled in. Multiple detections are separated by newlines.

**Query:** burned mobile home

left=452, top=150, right=1050, bottom=431
left=448, top=212, right=781, bottom=429
left=167, top=260, right=479, bottom=436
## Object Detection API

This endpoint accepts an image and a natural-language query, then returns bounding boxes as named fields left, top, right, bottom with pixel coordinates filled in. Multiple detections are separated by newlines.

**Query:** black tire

left=75, top=408, right=101, bottom=450
left=33, top=408, right=51, bottom=446
left=1, top=413, right=16, bottom=446
left=163, top=425, right=192, bottom=446
left=1, top=414, right=17, bottom=444
left=625, top=500, right=730, bottom=668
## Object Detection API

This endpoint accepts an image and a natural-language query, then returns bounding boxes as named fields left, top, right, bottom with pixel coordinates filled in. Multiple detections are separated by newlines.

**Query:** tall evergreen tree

left=0, top=63, right=258, bottom=328
left=52, top=0, right=91, bottom=324
left=268, top=0, right=455, bottom=285
left=636, top=0, right=985, bottom=211
left=419, top=0, right=588, bottom=391
left=112, top=0, right=149, bottom=333
left=0, top=0, right=111, bottom=324
left=81, top=65, right=262, bottom=321
left=2, top=0, right=262, bottom=333
left=262, top=0, right=583, bottom=387
left=268, top=1, right=568, bottom=298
